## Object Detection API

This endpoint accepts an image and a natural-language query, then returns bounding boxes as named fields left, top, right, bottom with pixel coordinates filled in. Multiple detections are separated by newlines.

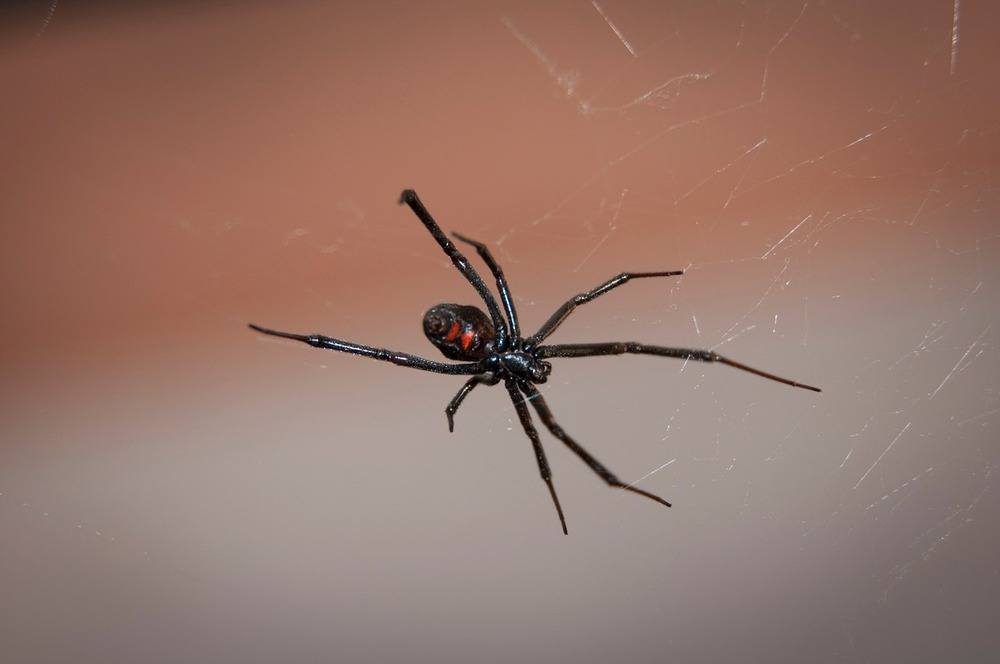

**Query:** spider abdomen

left=423, top=303, right=495, bottom=361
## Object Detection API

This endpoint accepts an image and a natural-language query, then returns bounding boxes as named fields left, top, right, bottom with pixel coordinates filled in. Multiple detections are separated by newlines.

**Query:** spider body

left=487, top=346, right=552, bottom=384
left=423, top=303, right=495, bottom=361
left=250, top=189, right=821, bottom=534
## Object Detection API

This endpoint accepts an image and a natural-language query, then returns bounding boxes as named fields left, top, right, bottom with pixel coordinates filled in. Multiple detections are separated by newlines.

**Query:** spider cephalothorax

left=250, top=189, right=821, bottom=534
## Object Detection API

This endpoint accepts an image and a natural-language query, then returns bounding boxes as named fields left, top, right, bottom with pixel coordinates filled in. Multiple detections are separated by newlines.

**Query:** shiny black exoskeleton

left=422, top=303, right=494, bottom=361
left=249, top=189, right=821, bottom=535
left=423, top=302, right=552, bottom=383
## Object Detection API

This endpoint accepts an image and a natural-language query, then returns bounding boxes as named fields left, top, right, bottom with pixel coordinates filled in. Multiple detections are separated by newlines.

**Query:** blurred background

left=2, top=1, right=998, bottom=662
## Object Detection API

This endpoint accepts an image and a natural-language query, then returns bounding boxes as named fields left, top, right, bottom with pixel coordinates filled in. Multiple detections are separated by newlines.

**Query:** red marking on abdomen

left=460, top=330, right=475, bottom=351
left=445, top=322, right=461, bottom=341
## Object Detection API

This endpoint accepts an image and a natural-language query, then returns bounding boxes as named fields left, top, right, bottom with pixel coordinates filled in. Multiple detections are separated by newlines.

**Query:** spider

left=249, top=189, right=821, bottom=534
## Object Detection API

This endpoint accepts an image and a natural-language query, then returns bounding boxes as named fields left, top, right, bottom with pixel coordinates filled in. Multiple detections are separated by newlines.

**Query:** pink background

left=2, top=1, right=998, bottom=662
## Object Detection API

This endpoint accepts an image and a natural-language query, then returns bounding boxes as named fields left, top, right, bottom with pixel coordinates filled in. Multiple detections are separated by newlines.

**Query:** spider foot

left=616, top=483, right=672, bottom=508
left=543, top=477, right=569, bottom=535
left=249, top=323, right=311, bottom=343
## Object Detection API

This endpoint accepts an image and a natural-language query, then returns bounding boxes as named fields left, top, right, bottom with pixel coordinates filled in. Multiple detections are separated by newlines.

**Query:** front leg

left=527, top=271, right=683, bottom=345
left=398, top=190, right=509, bottom=350
left=537, top=342, right=821, bottom=392
left=452, top=232, right=520, bottom=340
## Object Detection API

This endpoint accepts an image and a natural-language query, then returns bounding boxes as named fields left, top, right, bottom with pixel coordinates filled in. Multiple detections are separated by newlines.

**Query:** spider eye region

left=536, top=360, right=553, bottom=381
left=423, top=303, right=494, bottom=361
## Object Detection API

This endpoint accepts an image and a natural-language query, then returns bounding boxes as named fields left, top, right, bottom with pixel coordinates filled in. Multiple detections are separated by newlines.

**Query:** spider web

left=1, top=1, right=998, bottom=662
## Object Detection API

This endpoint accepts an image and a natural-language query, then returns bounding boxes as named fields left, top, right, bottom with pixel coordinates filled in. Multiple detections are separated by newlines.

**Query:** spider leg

left=399, top=190, right=509, bottom=350
left=519, top=382, right=673, bottom=509
left=248, top=324, right=482, bottom=375
left=505, top=379, right=568, bottom=535
left=452, top=232, right=520, bottom=340
left=527, top=271, right=684, bottom=345
left=445, top=373, right=499, bottom=432
left=537, top=342, right=821, bottom=392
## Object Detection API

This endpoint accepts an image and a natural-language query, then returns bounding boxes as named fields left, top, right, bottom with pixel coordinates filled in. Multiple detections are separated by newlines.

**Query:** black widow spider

left=249, top=189, right=821, bottom=534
